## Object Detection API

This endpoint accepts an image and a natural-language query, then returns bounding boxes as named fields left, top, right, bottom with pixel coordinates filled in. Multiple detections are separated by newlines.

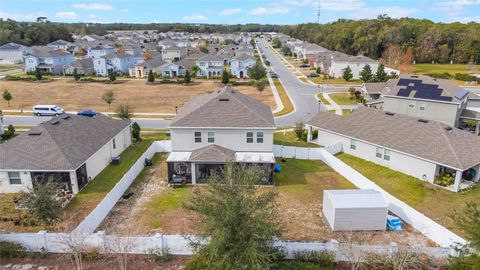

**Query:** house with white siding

left=230, top=55, right=256, bottom=78
left=167, top=86, right=276, bottom=185
left=87, top=44, right=116, bottom=59
left=24, top=46, right=74, bottom=74
left=0, top=42, right=30, bottom=64
left=196, top=55, right=224, bottom=78
left=47, top=39, right=75, bottom=52
left=93, top=53, right=136, bottom=76
left=0, top=114, right=131, bottom=194
left=306, top=107, right=480, bottom=192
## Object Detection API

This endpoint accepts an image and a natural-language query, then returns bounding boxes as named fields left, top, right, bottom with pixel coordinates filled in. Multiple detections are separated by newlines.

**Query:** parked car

left=299, top=64, right=310, bottom=68
left=307, top=73, right=320, bottom=77
left=265, top=60, right=270, bottom=66
left=77, top=109, right=97, bottom=117
left=33, top=105, right=65, bottom=116
left=269, top=72, right=279, bottom=78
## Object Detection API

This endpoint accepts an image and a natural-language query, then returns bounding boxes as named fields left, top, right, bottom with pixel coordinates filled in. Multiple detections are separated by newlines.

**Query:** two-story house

left=167, top=86, right=276, bottom=185
left=93, top=53, right=136, bottom=76
left=328, top=54, right=378, bottom=79
left=47, top=39, right=75, bottom=52
left=87, top=44, right=116, bottom=59
left=161, top=46, right=187, bottom=63
left=230, top=55, right=256, bottom=78
left=0, top=42, right=31, bottom=64
left=196, top=55, right=225, bottom=78
left=25, top=46, right=74, bottom=74
left=301, top=43, right=328, bottom=60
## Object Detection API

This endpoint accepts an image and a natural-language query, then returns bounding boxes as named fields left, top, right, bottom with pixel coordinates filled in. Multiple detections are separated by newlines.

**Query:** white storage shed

left=322, top=189, right=388, bottom=231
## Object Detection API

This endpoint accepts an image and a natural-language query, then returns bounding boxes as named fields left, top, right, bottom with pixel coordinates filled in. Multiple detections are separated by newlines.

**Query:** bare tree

left=56, top=230, right=88, bottom=270
left=106, top=231, right=138, bottom=270
left=363, top=247, right=438, bottom=270
left=381, top=44, right=403, bottom=69
left=337, top=231, right=370, bottom=270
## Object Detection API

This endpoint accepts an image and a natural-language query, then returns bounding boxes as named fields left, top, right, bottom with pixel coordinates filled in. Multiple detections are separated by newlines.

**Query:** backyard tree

left=34, top=68, right=42, bottom=81
left=184, top=70, right=192, bottom=84
left=184, top=163, right=281, bottom=270
left=342, top=66, right=353, bottom=82
left=448, top=203, right=480, bottom=269
left=147, top=69, right=155, bottom=84
left=375, top=64, right=387, bottom=82
left=359, top=64, right=373, bottom=82
left=108, top=69, right=117, bottom=82
left=73, top=68, right=81, bottom=82
left=294, top=121, right=305, bottom=140
left=131, top=122, right=141, bottom=141
left=255, top=78, right=268, bottom=94
left=247, top=62, right=267, bottom=80
left=191, top=65, right=200, bottom=78
left=23, top=180, right=62, bottom=229
left=116, top=104, right=134, bottom=120
left=281, top=46, right=292, bottom=56
left=221, top=69, right=229, bottom=85
left=3, top=90, right=12, bottom=107
left=272, top=37, right=282, bottom=48
left=1, top=125, right=15, bottom=140
left=102, top=90, right=115, bottom=109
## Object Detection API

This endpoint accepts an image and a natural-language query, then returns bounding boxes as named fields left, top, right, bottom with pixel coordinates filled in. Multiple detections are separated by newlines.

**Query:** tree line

left=279, top=16, right=480, bottom=64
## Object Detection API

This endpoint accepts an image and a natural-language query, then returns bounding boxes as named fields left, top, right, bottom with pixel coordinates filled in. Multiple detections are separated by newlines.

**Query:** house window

left=383, top=149, right=391, bottom=161
left=8, top=172, right=21, bottom=185
left=246, top=132, right=254, bottom=143
left=257, top=132, right=264, bottom=143
left=208, top=132, right=215, bottom=143
left=408, top=101, right=415, bottom=108
left=194, top=132, right=202, bottom=143
left=419, top=103, right=427, bottom=112
left=113, top=138, right=116, bottom=149
left=376, top=147, right=383, bottom=158
left=350, top=139, right=357, bottom=150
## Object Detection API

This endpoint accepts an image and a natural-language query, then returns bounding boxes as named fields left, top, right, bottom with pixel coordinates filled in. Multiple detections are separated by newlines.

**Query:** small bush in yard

left=293, top=250, right=335, bottom=267
left=0, top=241, right=25, bottom=258
left=148, top=247, right=170, bottom=262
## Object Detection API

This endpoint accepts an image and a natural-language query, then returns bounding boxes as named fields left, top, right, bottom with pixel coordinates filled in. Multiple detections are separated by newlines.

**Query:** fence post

left=97, top=230, right=106, bottom=252
left=154, top=233, right=164, bottom=251
left=38, top=230, right=48, bottom=252
left=327, top=239, right=339, bottom=260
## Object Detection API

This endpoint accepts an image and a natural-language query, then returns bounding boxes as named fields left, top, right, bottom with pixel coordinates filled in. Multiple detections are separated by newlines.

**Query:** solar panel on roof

left=395, top=78, right=453, bottom=102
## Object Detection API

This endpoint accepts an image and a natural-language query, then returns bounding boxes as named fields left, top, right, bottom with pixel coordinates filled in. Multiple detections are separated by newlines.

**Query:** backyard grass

left=273, top=78, right=295, bottom=117
left=0, top=65, right=20, bottom=72
left=0, top=79, right=275, bottom=113
left=412, top=64, right=479, bottom=75
left=329, top=93, right=359, bottom=105
left=61, top=138, right=155, bottom=230
left=316, top=93, right=331, bottom=105
left=336, top=153, right=480, bottom=237
left=274, top=131, right=322, bottom=148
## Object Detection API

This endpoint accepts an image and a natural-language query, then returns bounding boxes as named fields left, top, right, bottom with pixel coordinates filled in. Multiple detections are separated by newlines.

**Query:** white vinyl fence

left=73, top=141, right=172, bottom=234
left=0, top=232, right=452, bottom=260
left=273, top=145, right=323, bottom=160
left=319, top=148, right=467, bottom=248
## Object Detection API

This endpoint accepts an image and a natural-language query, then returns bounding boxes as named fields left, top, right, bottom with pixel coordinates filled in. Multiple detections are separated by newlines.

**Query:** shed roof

left=325, top=190, right=388, bottom=209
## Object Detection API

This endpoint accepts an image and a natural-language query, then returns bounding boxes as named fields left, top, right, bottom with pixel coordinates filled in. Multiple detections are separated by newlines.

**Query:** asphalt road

left=2, top=115, right=172, bottom=129
left=257, top=39, right=348, bottom=127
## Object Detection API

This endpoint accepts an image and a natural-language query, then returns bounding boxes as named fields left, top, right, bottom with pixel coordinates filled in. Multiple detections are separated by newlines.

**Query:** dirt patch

left=0, top=79, right=274, bottom=113
left=0, top=253, right=189, bottom=270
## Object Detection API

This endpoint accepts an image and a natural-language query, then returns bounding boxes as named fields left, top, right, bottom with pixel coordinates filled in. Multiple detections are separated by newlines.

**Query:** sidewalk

left=255, top=41, right=284, bottom=114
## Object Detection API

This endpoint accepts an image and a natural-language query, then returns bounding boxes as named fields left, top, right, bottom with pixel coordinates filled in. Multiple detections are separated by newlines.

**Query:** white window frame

left=376, top=147, right=383, bottom=158
left=383, top=149, right=391, bottom=161
left=8, top=172, right=21, bottom=185
left=113, top=138, right=116, bottom=149
left=207, top=131, right=215, bottom=143
left=194, top=131, right=202, bottom=143
left=419, top=103, right=427, bottom=112
left=350, top=139, right=357, bottom=150
left=408, top=101, right=415, bottom=108
left=256, top=132, right=264, bottom=143
left=246, top=132, right=254, bottom=143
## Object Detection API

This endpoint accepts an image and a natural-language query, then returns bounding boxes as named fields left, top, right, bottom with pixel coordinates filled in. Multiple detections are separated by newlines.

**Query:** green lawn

left=273, top=78, right=294, bottom=117
left=0, top=65, right=20, bottom=72
left=329, top=93, right=359, bottom=105
left=274, top=131, right=321, bottom=148
left=147, top=187, right=191, bottom=229
left=316, top=93, right=331, bottom=105
left=336, top=153, right=480, bottom=236
left=413, top=64, right=479, bottom=75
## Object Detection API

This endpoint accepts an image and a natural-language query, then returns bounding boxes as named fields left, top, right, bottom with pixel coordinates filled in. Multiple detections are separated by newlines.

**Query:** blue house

left=24, top=46, right=74, bottom=74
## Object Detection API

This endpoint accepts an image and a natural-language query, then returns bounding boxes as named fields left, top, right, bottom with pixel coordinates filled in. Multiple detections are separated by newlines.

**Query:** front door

left=137, top=70, right=142, bottom=77
left=239, top=71, right=244, bottom=78
left=172, top=71, right=177, bottom=78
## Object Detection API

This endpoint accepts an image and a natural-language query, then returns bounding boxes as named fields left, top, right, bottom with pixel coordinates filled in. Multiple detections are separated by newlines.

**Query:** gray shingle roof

left=68, top=58, right=94, bottom=70
left=169, top=86, right=275, bottom=128
left=0, top=114, right=130, bottom=171
left=0, top=42, right=24, bottom=50
left=232, top=54, right=255, bottom=62
left=362, top=82, right=386, bottom=94
left=30, top=46, right=71, bottom=58
left=189, top=144, right=235, bottom=162
left=307, top=107, right=480, bottom=170
left=101, top=53, right=134, bottom=60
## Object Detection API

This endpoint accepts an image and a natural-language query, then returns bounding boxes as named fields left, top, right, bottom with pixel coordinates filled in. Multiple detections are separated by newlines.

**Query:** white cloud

left=433, top=0, right=480, bottom=17
left=0, top=11, right=47, bottom=21
left=219, top=8, right=242, bottom=16
left=182, top=14, right=207, bottom=21
left=72, top=3, right=114, bottom=10
left=249, top=6, right=290, bottom=15
left=55, top=11, right=79, bottom=19
left=322, top=0, right=367, bottom=12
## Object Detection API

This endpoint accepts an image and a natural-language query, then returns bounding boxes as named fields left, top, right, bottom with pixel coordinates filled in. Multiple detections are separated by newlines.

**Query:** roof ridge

left=225, top=86, right=273, bottom=127
left=39, top=121, right=78, bottom=169
left=437, top=122, right=464, bottom=169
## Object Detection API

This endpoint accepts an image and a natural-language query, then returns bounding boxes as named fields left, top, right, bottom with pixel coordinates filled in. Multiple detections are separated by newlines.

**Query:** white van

left=32, top=105, right=65, bottom=116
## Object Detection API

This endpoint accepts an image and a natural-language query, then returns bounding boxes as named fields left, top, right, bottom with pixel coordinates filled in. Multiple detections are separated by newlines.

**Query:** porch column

left=70, top=171, right=79, bottom=194
left=191, top=163, right=196, bottom=185
left=452, top=170, right=462, bottom=192
left=474, top=164, right=480, bottom=182
left=307, top=125, right=313, bottom=142
left=475, top=122, right=479, bottom=136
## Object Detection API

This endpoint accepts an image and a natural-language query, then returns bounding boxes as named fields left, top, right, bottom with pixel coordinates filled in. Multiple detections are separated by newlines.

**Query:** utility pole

left=317, top=0, right=321, bottom=24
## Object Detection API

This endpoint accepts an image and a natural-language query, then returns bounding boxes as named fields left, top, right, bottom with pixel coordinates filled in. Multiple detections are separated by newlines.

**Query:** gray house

left=64, top=58, right=95, bottom=75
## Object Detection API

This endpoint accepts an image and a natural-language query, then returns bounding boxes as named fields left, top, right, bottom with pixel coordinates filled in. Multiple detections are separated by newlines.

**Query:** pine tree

left=221, top=69, right=229, bottom=85
left=360, top=64, right=373, bottom=82
left=108, top=69, right=117, bottom=82
left=34, top=68, right=42, bottom=81
left=184, top=70, right=192, bottom=84
left=375, top=64, right=387, bottom=82
left=3, top=90, right=12, bottom=107
left=73, top=68, right=80, bottom=82
left=147, top=69, right=155, bottom=84
left=342, top=66, right=353, bottom=81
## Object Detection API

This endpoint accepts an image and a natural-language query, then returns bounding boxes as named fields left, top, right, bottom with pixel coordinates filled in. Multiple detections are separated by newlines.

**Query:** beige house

left=129, top=57, right=163, bottom=78
left=161, top=46, right=187, bottom=63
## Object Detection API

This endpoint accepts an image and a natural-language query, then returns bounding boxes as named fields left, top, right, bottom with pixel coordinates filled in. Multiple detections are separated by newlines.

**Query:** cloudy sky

left=1, top=0, right=479, bottom=24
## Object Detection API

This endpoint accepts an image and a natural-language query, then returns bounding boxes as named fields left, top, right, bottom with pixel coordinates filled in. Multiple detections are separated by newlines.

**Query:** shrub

left=272, top=261, right=323, bottom=270
left=148, top=247, right=170, bottom=262
left=231, top=80, right=256, bottom=86
left=83, top=246, right=103, bottom=260
left=4, top=75, right=51, bottom=81
left=435, top=171, right=454, bottom=186
left=293, top=250, right=335, bottom=267
left=425, top=72, right=452, bottom=79
left=78, top=77, right=111, bottom=83
left=454, top=73, right=479, bottom=82
left=312, top=129, right=318, bottom=140
left=0, top=241, right=25, bottom=258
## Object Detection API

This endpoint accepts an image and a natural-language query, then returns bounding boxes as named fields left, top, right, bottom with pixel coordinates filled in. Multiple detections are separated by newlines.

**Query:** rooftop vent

left=28, top=131, right=42, bottom=136
left=219, top=98, right=229, bottom=101
left=51, top=120, right=60, bottom=125
left=418, top=119, right=429, bottom=123
left=385, top=112, right=394, bottom=116
left=62, top=115, right=70, bottom=120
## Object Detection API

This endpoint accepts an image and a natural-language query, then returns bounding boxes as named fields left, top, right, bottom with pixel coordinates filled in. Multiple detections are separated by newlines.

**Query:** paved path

left=0, top=68, right=22, bottom=78
left=322, top=93, right=342, bottom=115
